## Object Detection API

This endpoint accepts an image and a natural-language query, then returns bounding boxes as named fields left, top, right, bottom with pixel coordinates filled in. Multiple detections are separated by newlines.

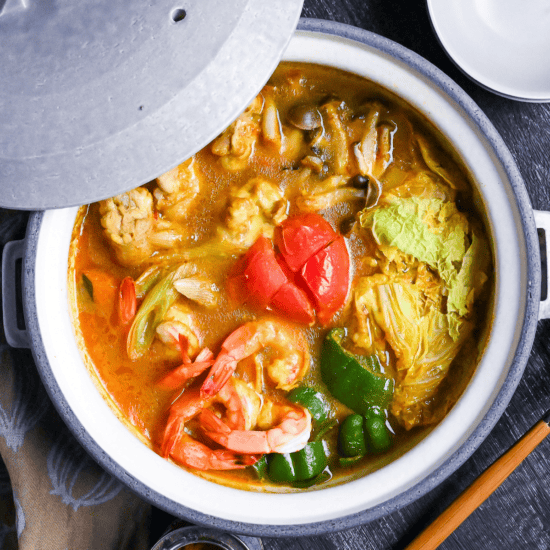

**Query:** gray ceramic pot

left=3, top=19, right=550, bottom=537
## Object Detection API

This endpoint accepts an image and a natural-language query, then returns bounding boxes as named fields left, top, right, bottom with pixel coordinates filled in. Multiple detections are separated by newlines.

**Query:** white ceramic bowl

left=8, top=20, right=549, bottom=536
left=427, top=0, right=550, bottom=102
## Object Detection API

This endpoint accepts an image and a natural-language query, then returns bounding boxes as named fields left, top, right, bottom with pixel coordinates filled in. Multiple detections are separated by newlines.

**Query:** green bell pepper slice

left=267, top=441, right=327, bottom=483
left=338, top=414, right=367, bottom=457
left=286, top=386, right=329, bottom=423
left=338, top=411, right=393, bottom=466
left=267, top=453, right=296, bottom=483
left=252, top=455, right=269, bottom=480
left=321, top=328, right=394, bottom=415
left=364, top=411, right=393, bottom=453
left=293, top=441, right=327, bottom=480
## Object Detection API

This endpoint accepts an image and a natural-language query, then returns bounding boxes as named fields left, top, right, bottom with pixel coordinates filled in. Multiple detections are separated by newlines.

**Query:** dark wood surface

left=259, top=1, right=550, bottom=549
left=4, top=2, right=550, bottom=548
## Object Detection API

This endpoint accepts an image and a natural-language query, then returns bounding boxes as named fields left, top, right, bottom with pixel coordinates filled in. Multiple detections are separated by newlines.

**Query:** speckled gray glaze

left=0, top=0, right=303, bottom=210
left=20, top=19, right=541, bottom=537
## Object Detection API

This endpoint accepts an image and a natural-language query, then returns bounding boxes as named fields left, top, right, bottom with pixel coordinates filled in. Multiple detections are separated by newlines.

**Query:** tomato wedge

left=242, top=235, right=288, bottom=308
left=299, top=236, right=350, bottom=325
left=270, top=281, right=315, bottom=324
left=275, top=213, right=336, bottom=271
left=228, top=214, right=350, bottom=325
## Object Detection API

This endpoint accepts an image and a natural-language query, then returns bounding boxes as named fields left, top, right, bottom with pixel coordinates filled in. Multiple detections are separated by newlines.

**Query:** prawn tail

left=161, top=414, right=184, bottom=458
left=158, top=346, right=215, bottom=390
left=195, top=347, right=215, bottom=362
left=200, top=354, right=237, bottom=398
left=199, top=409, right=232, bottom=434
left=206, top=450, right=259, bottom=470
left=171, top=434, right=259, bottom=470
left=157, top=360, right=214, bottom=390
left=161, top=388, right=208, bottom=456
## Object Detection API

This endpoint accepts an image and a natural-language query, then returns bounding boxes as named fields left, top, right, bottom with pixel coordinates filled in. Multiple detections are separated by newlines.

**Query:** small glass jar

left=151, top=522, right=263, bottom=550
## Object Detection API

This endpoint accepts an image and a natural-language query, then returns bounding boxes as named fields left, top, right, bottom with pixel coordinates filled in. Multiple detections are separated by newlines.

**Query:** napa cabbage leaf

left=356, top=196, right=490, bottom=429
left=360, top=197, right=489, bottom=319
left=354, top=277, right=472, bottom=429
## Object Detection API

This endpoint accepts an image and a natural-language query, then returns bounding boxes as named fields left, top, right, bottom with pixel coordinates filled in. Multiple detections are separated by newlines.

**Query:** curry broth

left=68, top=62, right=493, bottom=491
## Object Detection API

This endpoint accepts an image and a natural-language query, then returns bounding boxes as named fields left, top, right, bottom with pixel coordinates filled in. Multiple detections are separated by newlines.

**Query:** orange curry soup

left=68, top=63, right=493, bottom=491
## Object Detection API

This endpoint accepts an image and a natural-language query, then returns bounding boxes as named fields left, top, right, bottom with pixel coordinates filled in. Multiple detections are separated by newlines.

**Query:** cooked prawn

left=170, top=433, right=257, bottom=471
left=161, top=388, right=207, bottom=458
left=157, top=344, right=214, bottom=390
left=200, top=402, right=312, bottom=454
left=201, top=319, right=310, bottom=398
left=156, top=304, right=202, bottom=357
left=161, top=378, right=248, bottom=460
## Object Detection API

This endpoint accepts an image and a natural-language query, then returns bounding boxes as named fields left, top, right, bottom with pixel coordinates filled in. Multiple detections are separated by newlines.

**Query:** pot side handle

left=2, top=239, right=30, bottom=348
left=534, top=210, right=550, bottom=320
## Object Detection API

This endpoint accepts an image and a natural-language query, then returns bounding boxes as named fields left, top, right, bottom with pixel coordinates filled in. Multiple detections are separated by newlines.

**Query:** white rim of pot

left=23, top=19, right=539, bottom=536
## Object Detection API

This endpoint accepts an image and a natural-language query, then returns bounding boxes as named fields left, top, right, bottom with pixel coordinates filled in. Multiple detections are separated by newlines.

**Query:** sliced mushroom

left=349, top=174, right=370, bottom=189
left=373, top=123, right=396, bottom=177
left=365, top=178, right=382, bottom=209
left=322, top=102, right=350, bottom=175
left=355, top=107, right=380, bottom=176
left=262, top=95, right=283, bottom=148
left=339, top=215, right=357, bottom=235
left=301, top=155, right=324, bottom=172
left=296, top=175, right=365, bottom=212
left=348, top=173, right=381, bottom=210
left=287, top=103, right=322, bottom=131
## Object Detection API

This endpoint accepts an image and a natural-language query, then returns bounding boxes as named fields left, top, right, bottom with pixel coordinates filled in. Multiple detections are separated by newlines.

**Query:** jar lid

left=0, top=0, right=303, bottom=209
left=150, top=524, right=263, bottom=550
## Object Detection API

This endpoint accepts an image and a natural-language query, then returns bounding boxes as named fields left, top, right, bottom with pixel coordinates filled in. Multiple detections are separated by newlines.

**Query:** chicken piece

left=211, top=95, right=263, bottom=171
left=220, top=177, right=287, bottom=248
left=149, top=219, right=185, bottom=249
left=100, top=188, right=185, bottom=266
left=145, top=178, right=287, bottom=265
left=156, top=304, right=201, bottom=356
left=99, top=188, right=155, bottom=266
left=154, top=158, right=201, bottom=221
left=255, top=399, right=277, bottom=430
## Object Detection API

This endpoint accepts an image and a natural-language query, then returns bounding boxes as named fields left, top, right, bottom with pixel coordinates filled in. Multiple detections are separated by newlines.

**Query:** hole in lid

left=171, top=8, right=186, bottom=22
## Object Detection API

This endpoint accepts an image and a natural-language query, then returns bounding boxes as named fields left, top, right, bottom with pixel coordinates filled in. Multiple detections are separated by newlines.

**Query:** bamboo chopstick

left=405, top=411, right=550, bottom=550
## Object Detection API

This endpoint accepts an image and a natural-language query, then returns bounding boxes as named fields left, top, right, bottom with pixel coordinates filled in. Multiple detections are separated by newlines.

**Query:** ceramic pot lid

left=0, top=0, right=303, bottom=210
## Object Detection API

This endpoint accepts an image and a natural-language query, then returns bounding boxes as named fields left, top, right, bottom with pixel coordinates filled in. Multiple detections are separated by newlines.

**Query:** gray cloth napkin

left=0, top=209, right=152, bottom=549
